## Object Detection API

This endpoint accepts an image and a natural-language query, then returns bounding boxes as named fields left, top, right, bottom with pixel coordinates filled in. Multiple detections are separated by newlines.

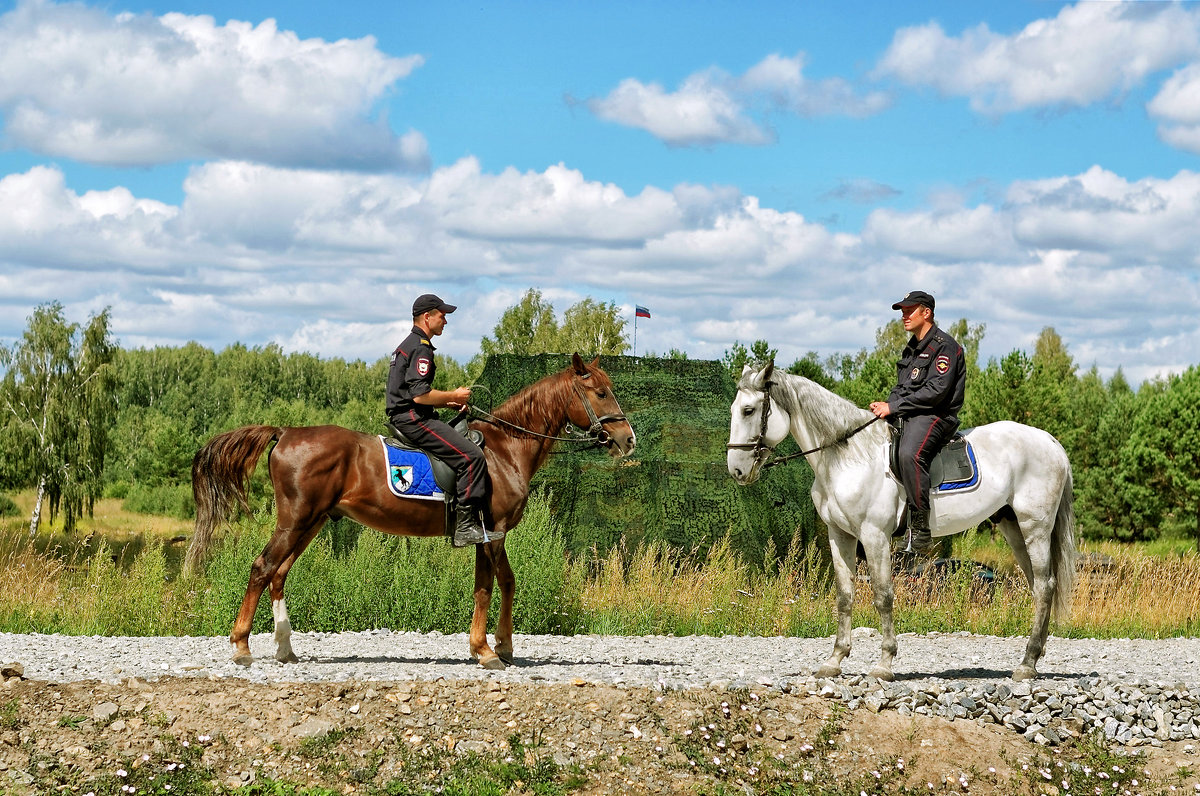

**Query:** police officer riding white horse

left=869, top=290, right=966, bottom=557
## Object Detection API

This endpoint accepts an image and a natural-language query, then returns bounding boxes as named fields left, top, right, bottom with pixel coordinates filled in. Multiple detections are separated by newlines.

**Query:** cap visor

left=441, top=303, right=458, bottom=313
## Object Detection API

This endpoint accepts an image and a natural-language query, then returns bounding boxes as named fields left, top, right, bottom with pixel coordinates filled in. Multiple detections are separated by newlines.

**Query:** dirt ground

left=0, top=673, right=1196, bottom=795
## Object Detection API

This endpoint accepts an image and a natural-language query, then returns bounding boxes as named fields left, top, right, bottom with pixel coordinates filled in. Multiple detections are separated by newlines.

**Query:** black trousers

left=896, top=414, right=959, bottom=511
left=390, top=409, right=488, bottom=506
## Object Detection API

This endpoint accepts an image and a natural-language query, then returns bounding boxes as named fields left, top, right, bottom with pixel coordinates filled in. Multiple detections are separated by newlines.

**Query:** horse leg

left=1000, top=516, right=1054, bottom=681
left=269, top=521, right=327, bottom=663
left=470, top=543, right=504, bottom=670
left=493, top=542, right=516, bottom=665
left=859, top=527, right=898, bottom=681
left=816, top=527, right=858, bottom=678
left=230, top=529, right=305, bottom=666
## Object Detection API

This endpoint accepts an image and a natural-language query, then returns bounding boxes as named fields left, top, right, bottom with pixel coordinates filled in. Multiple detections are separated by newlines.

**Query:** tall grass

left=0, top=490, right=1197, bottom=639
left=194, top=488, right=581, bottom=637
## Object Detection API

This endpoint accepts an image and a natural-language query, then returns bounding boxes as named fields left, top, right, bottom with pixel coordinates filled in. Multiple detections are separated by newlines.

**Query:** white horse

left=726, top=361, right=1076, bottom=681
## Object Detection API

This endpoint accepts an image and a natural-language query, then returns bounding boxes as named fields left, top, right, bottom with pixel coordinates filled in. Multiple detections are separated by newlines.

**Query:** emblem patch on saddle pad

left=378, top=436, right=444, bottom=501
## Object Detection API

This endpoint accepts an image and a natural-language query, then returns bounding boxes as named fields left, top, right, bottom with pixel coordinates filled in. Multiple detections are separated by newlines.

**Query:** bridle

left=469, top=376, right=629, bottom=450
left=726, top=379, right=880, bottom=470
left=571, top=380, right=628, bottom=446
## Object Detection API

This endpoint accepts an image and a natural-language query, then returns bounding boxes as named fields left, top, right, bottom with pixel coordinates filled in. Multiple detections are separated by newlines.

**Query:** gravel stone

left=2, top=631, right=1199, bottom=747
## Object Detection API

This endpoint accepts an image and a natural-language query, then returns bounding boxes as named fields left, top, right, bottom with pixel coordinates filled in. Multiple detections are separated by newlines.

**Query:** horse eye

left=597, top=390, right=608, bottom=399
left=742, top=406, right=755, bottom=416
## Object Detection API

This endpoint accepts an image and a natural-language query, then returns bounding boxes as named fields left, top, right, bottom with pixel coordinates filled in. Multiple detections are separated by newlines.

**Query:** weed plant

left=1, top=490, right=1199, bottom=639
left=194, top=488, right=580, bottom=637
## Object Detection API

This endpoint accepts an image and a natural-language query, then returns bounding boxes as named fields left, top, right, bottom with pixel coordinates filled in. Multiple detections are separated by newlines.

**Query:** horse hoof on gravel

left=1012, top=665, right=1037, bottom=681
left=479, top=655, right=506, bottom=671
left=868, top=667, right=894, bottom=682
left=815, top=664, right=841, bottom=678
left=233, top=654, right=253, bottom=668
left=276, top=652, right=300, bottom=664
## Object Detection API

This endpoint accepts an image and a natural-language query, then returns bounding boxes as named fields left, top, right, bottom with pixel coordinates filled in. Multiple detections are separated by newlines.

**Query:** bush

left=123, top=483, right=195, bottom=519
left=0, top=494, right=17, bottom=518
left=195, top=489, right=577, bottom=636
left=102, top=480, right=130, bottom=500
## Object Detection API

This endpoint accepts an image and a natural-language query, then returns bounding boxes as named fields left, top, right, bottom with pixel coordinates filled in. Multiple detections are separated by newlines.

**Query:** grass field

left=0, top=488, right=1197, bottom=640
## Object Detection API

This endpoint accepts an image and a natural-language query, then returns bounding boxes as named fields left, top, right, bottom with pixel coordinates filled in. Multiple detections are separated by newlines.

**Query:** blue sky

left=1, top=0, right=1199, bottom=383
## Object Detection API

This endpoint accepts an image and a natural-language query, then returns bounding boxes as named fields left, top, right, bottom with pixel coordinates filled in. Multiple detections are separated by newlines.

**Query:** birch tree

left=0, top=302, right=117, bottom=534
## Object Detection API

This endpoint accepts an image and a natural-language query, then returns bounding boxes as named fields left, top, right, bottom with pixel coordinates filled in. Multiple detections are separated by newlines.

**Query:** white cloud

left=1148, top=63, right=1200, bottom=154
left=2, top=160, right=1199, bottom=382
left=0, top=0, right=426, bottom=170
left=586, top=74, right=771, bottom=147
left=863, top=205, right=1015, bottom=262
left=740, top=52, right=889, bottom=118
left=585, top=52, right=887, bottom=146
left=876, top=1, right=1200, bottom=113
left=1006, top=166, right=1200, bottom=265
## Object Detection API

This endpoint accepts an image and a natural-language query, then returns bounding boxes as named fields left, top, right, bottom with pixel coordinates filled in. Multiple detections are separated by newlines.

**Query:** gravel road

left=7, top=629, right=1199, bottom=748
left=2, top=629, right=1197, bottom=690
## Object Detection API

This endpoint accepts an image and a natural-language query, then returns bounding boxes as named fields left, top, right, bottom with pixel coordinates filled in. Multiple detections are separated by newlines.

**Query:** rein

left=725, top=380, right=880, bottom=470
left=469, top=380, right=628, bottom=451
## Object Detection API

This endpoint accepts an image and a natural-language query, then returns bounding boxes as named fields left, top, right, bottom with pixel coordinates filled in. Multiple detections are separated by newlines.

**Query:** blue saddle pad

left=378, top=436, right=445, bottom=500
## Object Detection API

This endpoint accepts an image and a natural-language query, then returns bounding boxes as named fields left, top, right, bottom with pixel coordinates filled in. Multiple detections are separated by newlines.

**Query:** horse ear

left=572, top=352, right=589, bottom=376
left=760, top=359, right=775, bottom=384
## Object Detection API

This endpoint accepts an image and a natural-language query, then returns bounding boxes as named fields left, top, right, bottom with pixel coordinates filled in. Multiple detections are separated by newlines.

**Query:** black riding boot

left=903, top=508, right=936, bottom=557
left=452, top=504, right=487, bottom=547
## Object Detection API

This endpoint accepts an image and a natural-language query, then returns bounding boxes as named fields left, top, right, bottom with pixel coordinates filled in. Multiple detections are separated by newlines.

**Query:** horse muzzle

left=601, top=422, right=636, bottom=458
left=727, top=444, right=767, bottom=485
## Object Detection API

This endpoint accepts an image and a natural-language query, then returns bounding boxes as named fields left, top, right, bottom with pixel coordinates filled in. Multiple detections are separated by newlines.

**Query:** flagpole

left=633, top=313, right=638, bottom=357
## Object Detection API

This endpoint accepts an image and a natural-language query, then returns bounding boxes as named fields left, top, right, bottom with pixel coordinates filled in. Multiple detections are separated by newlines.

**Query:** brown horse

left=184, top=353, right=635, bottom=670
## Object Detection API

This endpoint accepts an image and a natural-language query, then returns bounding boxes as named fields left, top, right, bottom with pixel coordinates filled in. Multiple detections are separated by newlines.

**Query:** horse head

left=566, top=352, right=636, bottom=458
left=727, top=360, right=791, bottom=485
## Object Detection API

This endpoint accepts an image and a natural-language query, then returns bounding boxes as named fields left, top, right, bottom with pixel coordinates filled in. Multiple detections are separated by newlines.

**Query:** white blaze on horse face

left=727, top=389, right=764, bottom=484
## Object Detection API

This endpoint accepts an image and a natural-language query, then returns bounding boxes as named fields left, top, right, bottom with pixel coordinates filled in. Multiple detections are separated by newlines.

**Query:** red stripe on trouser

left=910, top=417, right=940, bottom=511
left=410, top=410, right=477, bottom=502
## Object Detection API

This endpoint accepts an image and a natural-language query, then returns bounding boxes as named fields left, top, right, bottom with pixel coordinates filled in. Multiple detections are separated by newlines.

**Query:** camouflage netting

left=474, top=355, right=819, bottom=565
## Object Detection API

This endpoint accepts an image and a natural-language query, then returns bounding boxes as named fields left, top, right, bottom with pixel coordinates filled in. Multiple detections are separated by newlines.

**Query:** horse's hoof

left=1012, top=665, right=1037, bottom=681
left=868, top=667, right=894, bottom=682
left=233, top=653, right=253, bottom=667
left=496, top=646, right=514, bottom=665
left=479, top=655, right=507, bottom=671
left=275, top=651, right=300, bottom=664
left=815, top=665, right=841, bottom=678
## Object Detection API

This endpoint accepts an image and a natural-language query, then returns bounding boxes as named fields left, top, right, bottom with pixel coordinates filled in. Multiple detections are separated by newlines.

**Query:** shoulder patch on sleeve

left=935, top=355, right=951, bottom=374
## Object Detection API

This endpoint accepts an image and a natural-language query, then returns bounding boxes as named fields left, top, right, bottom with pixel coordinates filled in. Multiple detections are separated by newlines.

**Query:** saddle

left=888, top=426, right=979, bottom=492
left=383, top=414, right=487, bottom=533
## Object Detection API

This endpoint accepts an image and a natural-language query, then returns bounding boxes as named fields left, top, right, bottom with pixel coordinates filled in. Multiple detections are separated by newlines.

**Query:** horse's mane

left=487, top=366, right=580, bottom=437
left=740, top=369, right=882, bottom=462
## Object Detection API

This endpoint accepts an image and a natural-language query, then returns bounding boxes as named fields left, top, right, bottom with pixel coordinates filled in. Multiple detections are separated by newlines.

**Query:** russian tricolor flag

left=635, top=305, right=651, bottom=318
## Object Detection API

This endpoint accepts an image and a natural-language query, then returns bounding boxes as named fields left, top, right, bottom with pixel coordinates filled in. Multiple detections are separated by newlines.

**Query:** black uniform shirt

left=886, top=324, right=966, bottom=419
left=386, top=326, right=437, bottom=418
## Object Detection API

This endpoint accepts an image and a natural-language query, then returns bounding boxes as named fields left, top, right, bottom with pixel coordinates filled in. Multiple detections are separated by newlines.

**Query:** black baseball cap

left=891, top=290, right=935, bottom=311
left=412, top=294, right=457, bottom=316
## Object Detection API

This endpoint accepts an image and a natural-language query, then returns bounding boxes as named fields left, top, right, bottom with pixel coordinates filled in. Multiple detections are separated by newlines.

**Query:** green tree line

left=2, top=299, right=1198, bottom=549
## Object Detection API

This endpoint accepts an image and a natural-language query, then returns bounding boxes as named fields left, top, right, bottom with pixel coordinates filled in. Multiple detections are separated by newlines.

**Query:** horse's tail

left=184, top=425, right=282, bottom=577
left=1051, top=463, right=1078, bottom=621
